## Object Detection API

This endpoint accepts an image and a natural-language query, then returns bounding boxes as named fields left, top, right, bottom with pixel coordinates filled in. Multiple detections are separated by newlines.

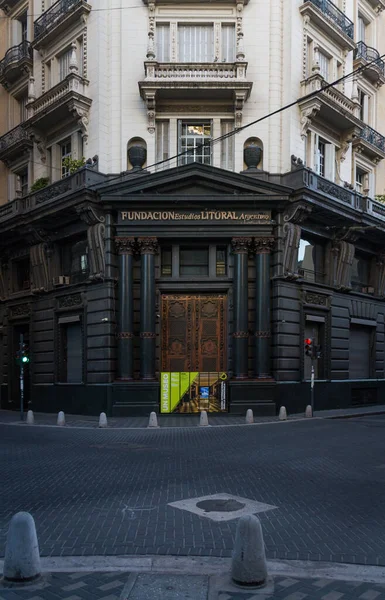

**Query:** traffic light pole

left=19, top=333, right=24, bottom=422
left=310, top=360, right=315, bottom=415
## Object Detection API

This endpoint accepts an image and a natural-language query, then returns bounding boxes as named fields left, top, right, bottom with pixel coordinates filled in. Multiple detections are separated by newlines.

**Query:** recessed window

left=16, top=168, right=28, bottom=197
left=318, top=138, right=326, bottom=177
left=156, top=24, right=170, bottom=62
left=19, top=12, right=27, bottom=43
left=315, top=134, right=335, bottom=181
left=297, top=238, right=324, bottom=283
left=349, top=325, right=372, bottom=379
left=318, top=50, right=330, bottom=81
left=216, top=246, right=227, bottom=276
left=61, top=239, right=89, bottom=283
left=60, top=139, right=72, bottom=178
left=161, top=247, right=172, bottom=276
left=13, top=257, right=30, bottom=292
left=19, top=93, right=28, bottom=122
left=180, top=247, right=209, bottom=276
left=59, top=47, right=72, bottom=81
left=178, top=24, right=214, bottom=62
left=156, top=22, right=235, bottom=63
left=179, top=121, right=212, bottom=165
left=351, top=254, right=371, bottom=292
left=355, top=167, right=369, bottom=195
left=358, top=89, right=369, bottom=123
left=357, top=15, right=366, bottom=43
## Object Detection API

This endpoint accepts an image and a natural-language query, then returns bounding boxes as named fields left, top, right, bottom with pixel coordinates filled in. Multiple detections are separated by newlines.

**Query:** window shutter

left=178, top=25, right=213, bottom=62
left=221, top=24, right=235, bottom=62
left=156, top=24, right=170, bottom=62
left=59, top=48, right=72, bottom=81
left=325, top=143, right=335, bottom=182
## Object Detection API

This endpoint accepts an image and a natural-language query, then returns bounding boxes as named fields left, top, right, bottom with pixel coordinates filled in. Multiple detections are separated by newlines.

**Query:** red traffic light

left=304, top=338, right=312, bottom=345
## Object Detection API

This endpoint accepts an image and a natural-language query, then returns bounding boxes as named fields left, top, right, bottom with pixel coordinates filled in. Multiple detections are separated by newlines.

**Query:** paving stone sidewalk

left=1, top=570, right=385, bottom=599
left=0, top=404, right=384, bottom=429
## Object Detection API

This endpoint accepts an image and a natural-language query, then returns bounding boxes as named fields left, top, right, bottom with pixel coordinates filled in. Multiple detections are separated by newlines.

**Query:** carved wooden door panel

left=161, top=295, right=226, bottom=372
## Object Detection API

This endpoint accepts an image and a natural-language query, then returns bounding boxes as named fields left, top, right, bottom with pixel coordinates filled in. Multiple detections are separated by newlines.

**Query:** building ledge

left=26, top=73, right=91, bottom=134
left=352, top=124, right=385, bottom=163
left=32, top=0, right=92, bottom=51
left=0, top=124, right=32, bottom=167
left=364, top=0, right=385, bottom=13
left=300, top=0, right=355, bottom=51
left=354, top=41, right=385, bottom=87
left=0, top=0, right=21, bottom=13
left=0, top=41, right=33, bottom=90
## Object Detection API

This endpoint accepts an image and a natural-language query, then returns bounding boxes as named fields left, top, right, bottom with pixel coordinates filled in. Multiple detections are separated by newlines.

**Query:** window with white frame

left=18, top=93, right=28, bottom=122
left=318, top=50, right=330, bottom=81
left=314, top=134, right=335, bottom=181
left=60, top=139, right=72, bottom=177
left=156, top=23, right=235, bottom=62
left=59, top=47, right=72, bottom=81
left=357, top=15, right=366, bottom=43
left=355, top=166, right=370, bottom=195
left=220, top=120, right=235, bottom=171
left=156, top=121, right=170, bottom=167
left=178, top=121, right=212, bottom=165
left=358, top=88, right=370, bottom=123
left=20, top=12, right=27, bottom=42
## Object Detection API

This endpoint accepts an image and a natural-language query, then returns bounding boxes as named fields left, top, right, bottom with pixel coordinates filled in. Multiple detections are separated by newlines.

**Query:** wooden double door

left=161, top=294, right=226, bottom=373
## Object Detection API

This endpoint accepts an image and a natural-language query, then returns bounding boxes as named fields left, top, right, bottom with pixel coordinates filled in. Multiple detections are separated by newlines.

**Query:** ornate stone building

left=0, top=0, right=385, bottom=416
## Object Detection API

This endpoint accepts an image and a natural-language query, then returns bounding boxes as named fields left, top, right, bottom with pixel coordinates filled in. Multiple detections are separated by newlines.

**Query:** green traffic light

left=22, top=356, right=29, bottom=363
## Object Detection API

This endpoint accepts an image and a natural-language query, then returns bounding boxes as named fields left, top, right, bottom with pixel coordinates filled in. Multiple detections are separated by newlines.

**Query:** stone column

left=115, top=237, right=136, bottom=380
left=138, top=237, right=158, bottom=380
left=231, top=237, right=251, bottom=379
left=254, top=237, right=275, bottom=378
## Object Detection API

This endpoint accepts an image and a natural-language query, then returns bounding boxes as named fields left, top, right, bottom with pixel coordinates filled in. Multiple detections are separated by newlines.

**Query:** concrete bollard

left=3, top=512, right=41, bottom=582
left=305, top=405, right=313, bottom=418
left=98, top=412, right=108, bottom=428
left=26, top=410, right=34, bottom=425
left=231, top=514, right=268, bottom=588
left=278, top=406, right=287, bottom=421
left=148, top=412, right=159, bottom=428
left=199, top=410, right=209, bottom=427
left=57, top=411, right=65, bottom=426
left=245, top=409, right=254, bottom=424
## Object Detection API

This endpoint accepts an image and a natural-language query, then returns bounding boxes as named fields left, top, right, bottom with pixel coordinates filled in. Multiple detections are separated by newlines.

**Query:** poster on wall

left=160, top=372, right=228, bottom=414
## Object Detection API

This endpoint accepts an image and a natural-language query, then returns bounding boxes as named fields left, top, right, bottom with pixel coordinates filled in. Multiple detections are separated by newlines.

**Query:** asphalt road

left=1, top=415, right=385, bottom=565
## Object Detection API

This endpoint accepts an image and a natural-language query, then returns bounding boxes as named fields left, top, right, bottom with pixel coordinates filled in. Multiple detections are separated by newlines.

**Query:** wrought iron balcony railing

left=0, top=41, right=33, bottom=85
left=34, top=0, right=90, bottom=44
left=358, top=125, right=385, bottom=154
left=354, top=41, right=385, bottom=76
left=304, top=0, right=354, bottom=40
left=0, top=124, right=29, bottom=155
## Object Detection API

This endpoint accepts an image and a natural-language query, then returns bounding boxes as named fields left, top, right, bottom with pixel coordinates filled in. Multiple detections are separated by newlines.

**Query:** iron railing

left=0, top=125, right=29, bottom=156
left=0, top=41, right=32, bottom=78
left=34, top=0, right=84, bottom=40
left=359, top=125, right=385, bottom=153
left=354, top=41, right=385, bottom=76
left=305, top=0, right=354, bottom=39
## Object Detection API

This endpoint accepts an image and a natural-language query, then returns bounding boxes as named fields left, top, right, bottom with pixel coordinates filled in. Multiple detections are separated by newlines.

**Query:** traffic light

left=16, top=343, right=29, bottom=365
left=304, top=338, right=313, bottom=357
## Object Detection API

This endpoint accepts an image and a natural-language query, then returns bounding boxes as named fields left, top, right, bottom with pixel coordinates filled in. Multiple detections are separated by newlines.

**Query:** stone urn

left=128, top=145, right=147, bottom=170
left=244, top=144, right=262, bottom=170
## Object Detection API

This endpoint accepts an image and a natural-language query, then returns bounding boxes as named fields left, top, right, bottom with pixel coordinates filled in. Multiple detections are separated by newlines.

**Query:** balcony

left=33, top=0, right=91, bottom=50
left=0, top=42, right=33, bottom=89
left=300, top=0, right=355, bottom=51
left=352, top=124, right=385, bottom=163
left=139, top=61, right=252, bottom=130
left=26, top=73, right=91, bottom=132
left=0, top=124, right=32, bottom=167
left=299, top=72, right=361, bottom=134
left=354, top=41, right=385, bottom=87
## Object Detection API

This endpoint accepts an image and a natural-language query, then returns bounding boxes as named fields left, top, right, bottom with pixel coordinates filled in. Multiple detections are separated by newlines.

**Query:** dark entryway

left=161, top=294, right=227, bottom=372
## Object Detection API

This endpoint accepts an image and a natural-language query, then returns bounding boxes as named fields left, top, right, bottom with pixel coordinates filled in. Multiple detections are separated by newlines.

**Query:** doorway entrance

left=161, top=294, right=226, bottom=372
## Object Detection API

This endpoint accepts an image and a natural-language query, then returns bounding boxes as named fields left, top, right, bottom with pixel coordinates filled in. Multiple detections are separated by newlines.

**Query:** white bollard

left=98, top=412, right=108, bottom=428
left=26, top=410, right=34, bottom=425
left=305, top=405, right=313, bottom=418
left=278, top=406, right=287, bottom=421
left=57, top=411, right=65, bottom=426
left=3, top=512, right=41, bottom=582
left=232, top=514, right=268, bottom=587
left=245, top=409, right=254, bottom=424
left=148, top=412, right=159, bottom=428
left=199, top=410, right=209, bottom=427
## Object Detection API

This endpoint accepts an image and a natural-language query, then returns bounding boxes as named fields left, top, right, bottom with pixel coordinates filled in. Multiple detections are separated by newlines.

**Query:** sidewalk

left=0, top=403, right=384, bottom=429
left=1, top=556, right=385, bottom=599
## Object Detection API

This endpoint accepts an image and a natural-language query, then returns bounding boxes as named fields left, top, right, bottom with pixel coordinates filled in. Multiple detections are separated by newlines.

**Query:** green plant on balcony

left=30, top=177, right=50, bottom=192
left=375, top=195, right=385, bottom=204
left=62, top=156, right=86, bottom=175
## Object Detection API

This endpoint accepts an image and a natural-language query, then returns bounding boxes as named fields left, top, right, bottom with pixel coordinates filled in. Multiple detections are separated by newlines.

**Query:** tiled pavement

left=1, top=572, right=385, bottom=599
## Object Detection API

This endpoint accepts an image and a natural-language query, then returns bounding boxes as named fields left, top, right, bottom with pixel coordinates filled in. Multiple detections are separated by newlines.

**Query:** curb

left=1, top=555, right=385, bottom=584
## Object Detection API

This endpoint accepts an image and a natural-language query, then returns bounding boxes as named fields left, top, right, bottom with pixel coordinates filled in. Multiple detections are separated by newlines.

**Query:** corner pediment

left=99, top=163, right=292, bottom=200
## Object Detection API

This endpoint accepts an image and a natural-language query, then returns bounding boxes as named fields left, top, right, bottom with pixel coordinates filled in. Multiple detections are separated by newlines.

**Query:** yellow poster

left=160, top=372, right=227, bottom=413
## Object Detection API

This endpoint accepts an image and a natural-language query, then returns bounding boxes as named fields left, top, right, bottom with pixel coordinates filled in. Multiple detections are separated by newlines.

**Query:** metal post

left=19, top=333, right=24, bottom=422
left=310, top=362, right=315, bottom=415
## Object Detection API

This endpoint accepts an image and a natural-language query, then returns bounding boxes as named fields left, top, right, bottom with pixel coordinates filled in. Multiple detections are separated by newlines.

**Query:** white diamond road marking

left=168, top=493, right=277, bottom=522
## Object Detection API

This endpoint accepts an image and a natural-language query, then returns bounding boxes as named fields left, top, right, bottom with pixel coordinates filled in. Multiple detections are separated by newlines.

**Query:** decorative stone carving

left=304, top=292, right=328, bottom=306
left=333, top=240, right=355, bottom=289
left=147, top=2, right=156, bottom=59
left=282, top=223, right=301, bottom=279
left=236, top=2, right=245, bottom=60
left=87, top=223, right=105, bottom=280
left=253, top=237, right=275, bottom=254
left=284, top=202, right=312, bottom=225
left=128, top=146, right=147, bottom=170
left=300, top=105, right=320, bottom=139
left=374, top=254, right=385, bottom=297
left=76, top=205, right=105, bottom=226
left=58, top=293, right=82, bottom=309
left=231, top=237, right=251, bottom=254
left=10, top=304, right=31, bottom=319
left=35, top=180, right=72, bottom=204
left=138, top=237, right=159, bottom=255
left=115, top=237, right=136, bottom=255
left=30, top=243, right=49, bottom=292
left=291, top=155, right=304, bottom=170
